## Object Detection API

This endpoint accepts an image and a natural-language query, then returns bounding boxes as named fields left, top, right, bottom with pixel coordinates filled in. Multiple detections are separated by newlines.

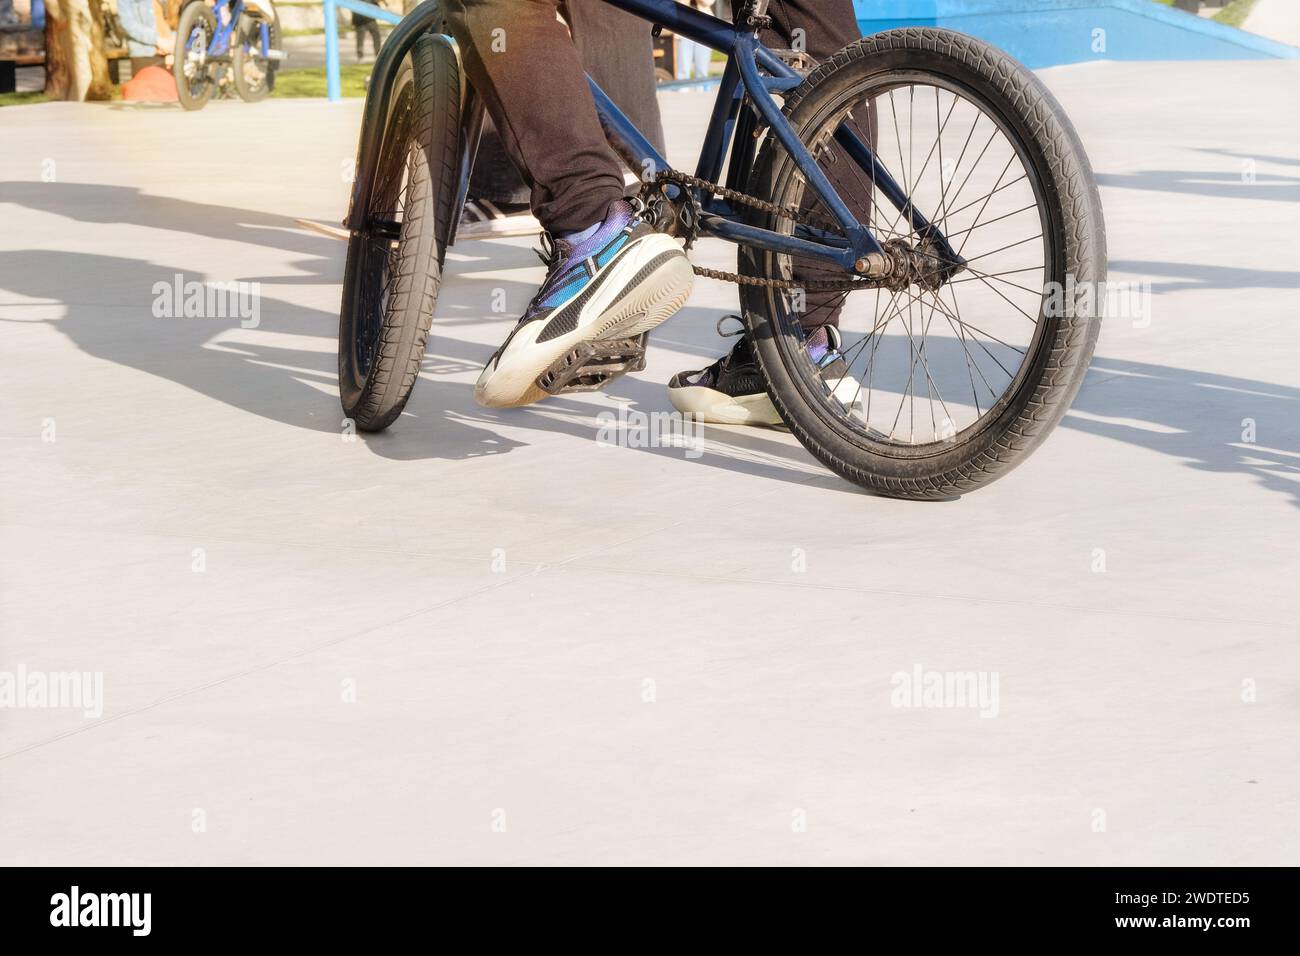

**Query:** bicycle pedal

left=536, top=335, right=648, bottom=395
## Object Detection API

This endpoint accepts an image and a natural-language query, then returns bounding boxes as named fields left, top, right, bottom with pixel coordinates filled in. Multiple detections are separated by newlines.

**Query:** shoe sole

left=668, top=376, right=864, bottom=427
left=668, top=385, right=784, bottom=426
left=476, top=236, right=694, bottom=408
left=456, top=216, right=543, bottom=241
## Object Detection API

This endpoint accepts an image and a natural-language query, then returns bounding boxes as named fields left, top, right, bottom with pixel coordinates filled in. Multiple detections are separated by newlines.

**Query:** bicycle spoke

left=956, top=154, right=1017, bottom=258
left=898, top=287, right=955, bottom=437
left=962, top=233, right=1045, bottom=265
left=921, top=293, right=1022, bottom=378
left=929, top=174, right=1029, bottom=229
left=938, top=283, right=998, bottom=413
left=938, top=202, right=1039, bottom=244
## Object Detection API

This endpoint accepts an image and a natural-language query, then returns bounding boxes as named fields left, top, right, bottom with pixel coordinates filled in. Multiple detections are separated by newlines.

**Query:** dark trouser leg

left=444, top=0, right=626, bottom=235
left=765, top=0, right=861, bottom=62
left=469, top=0, right=667, bottom=208
left=763, top=0, right=872, bottom=332
left=468, top=129, right=532, bottom=207
left=563, top=0, right=666, bottom=158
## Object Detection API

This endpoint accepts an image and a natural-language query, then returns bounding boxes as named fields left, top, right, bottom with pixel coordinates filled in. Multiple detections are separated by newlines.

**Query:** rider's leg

left=764, top=0, right=862, bottom=63
left=565, top=0, right=667, bottom=156
left=462, top=0, right=666, bottom=240
left=765, top=0, right=873, bottom=334
left=443, top=0, right=625, bottom=235
left=443, top=0, right=694, bottom=408
left=668, top=0, right=869, bottom=424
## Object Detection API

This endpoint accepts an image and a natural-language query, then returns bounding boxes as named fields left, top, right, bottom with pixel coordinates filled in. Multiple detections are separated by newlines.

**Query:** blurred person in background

left=115, top=0, right=174, bottom=74
left=161, top=0, right=182, bottom=30
left=353, top=1, right=385, bottom=62
left=674, top=0, right=714, bottom=81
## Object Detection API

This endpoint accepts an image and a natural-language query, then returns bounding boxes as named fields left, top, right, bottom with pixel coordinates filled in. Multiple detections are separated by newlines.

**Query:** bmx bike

left=337, top=0, right=1106, bottom=499
left=174, top=0, right=284, bottom=111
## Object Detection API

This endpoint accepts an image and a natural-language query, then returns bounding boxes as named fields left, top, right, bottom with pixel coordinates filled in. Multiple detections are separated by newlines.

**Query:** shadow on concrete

left=0, top=181, right=339, bottom=286
left=1108, top=258, right=1300, bottom=293
left=1073, top=355, right=1300, bottom=508
left=1194, top=147, right=1300, bottom=170
left=1, top=177, right=1295, bottom=504
left=1095, top=167, right=1300, bottom=203
left=0, top=248, right=862, bottom=494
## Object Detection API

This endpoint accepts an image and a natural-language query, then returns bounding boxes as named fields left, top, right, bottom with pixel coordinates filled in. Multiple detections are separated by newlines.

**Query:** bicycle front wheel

left=338, top=34, right=462, bottom=432
left=741, top=28, right=1106, bottom=499
left=174, top=2, right=218, bottom=111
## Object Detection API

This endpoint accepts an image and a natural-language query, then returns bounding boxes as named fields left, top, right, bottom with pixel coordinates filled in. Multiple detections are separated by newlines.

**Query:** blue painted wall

left=851, top=0, right=1300, bottom=68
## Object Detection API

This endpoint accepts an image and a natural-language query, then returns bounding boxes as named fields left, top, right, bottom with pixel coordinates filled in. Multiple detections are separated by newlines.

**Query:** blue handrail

left=323, top=0, right=405, bottom=102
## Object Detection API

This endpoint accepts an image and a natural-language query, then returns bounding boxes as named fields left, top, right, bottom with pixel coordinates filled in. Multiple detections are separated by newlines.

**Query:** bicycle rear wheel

left=740, top=29, right=1106, bottom=499
left=231, top=12, right=280, bottom=102
left=338, top=34, right=462, bottom=432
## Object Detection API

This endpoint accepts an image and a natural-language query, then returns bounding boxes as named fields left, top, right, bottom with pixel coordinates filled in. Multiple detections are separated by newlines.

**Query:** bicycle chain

left=647, top=169, right=875, bottom=293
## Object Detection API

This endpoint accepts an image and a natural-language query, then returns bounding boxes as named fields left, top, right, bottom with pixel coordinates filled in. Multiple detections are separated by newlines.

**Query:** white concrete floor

left=1, top=59, right=1298, bottom=865
left=1245, top=0, right=1300, bottom=47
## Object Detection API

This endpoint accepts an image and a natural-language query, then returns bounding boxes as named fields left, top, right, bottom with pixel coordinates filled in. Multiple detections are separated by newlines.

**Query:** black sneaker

left=457, top=198, right=541, bottom=240
left=667, top=318, right=860, bottom=426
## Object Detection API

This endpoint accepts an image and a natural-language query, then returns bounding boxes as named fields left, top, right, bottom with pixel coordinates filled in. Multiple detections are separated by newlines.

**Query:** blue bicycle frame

left=345, top=0, right=957, bottom=278
left=183, top=0, right=270, bottom=59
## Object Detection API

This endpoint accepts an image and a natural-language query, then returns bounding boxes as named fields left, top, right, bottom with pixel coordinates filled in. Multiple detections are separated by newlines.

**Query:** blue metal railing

left=322, top=0, right=404, bottom=102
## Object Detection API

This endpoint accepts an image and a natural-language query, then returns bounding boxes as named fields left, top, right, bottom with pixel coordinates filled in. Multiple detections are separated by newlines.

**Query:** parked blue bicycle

left=174, top=0, right=284, bottom=110
left=338, top=0, right=1106, bottom=498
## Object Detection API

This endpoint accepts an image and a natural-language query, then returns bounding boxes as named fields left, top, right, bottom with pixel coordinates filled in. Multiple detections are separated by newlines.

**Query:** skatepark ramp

left=852, top=0, right=1300, bottom=67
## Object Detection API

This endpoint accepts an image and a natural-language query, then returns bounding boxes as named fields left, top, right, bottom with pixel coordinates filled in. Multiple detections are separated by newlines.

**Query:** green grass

left=282, top=25, right=385, bottom=36
left=0, top=90, right=47, bottom=108
left=271, top=64, right=373, bottom=98
left=1148, top=0, right=1259, bottom=27
left=4, top=63, right=376, bottom=107
left=1213, top=0, right=1258, bottom=28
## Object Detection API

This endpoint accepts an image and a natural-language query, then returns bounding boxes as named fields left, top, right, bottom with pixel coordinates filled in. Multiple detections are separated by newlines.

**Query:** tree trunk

left=44, top=0, right=113, bottom=101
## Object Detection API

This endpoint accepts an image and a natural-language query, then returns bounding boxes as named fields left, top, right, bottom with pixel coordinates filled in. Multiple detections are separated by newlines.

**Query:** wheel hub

left=878, top=237, right=967, bottom=293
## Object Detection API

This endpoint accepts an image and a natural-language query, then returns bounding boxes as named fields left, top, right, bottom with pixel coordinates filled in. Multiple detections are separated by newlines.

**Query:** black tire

left=740, top=28, right=1106, bottom=499
left=231, top=12, right=280, bottom=102
left=265, top=10, right=282, bottom=92
left=338, top=34, right=461, bottom=432
left=174, top=2, right=218, bottom=111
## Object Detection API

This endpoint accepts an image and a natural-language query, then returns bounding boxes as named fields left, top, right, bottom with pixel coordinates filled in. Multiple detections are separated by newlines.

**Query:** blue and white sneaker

left=475, top=199, right=694, bottom=408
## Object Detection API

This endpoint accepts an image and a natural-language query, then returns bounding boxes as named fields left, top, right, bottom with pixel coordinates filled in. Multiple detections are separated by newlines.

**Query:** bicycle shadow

left=1094, top=167, right=1300, bottom=203
left=0, top=181, right=339, bottom=287
left=1071, top=355, right=1300, bottom=508
left=1194, top=147, right=1300, bottom=170
left=7, top=245, right=1297, bottom=505
left=0, top=248, right=859, bottom=492
left=1107, top=259, right=1300, bottom=295
left=823, top=329, right=1300, bottom=508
